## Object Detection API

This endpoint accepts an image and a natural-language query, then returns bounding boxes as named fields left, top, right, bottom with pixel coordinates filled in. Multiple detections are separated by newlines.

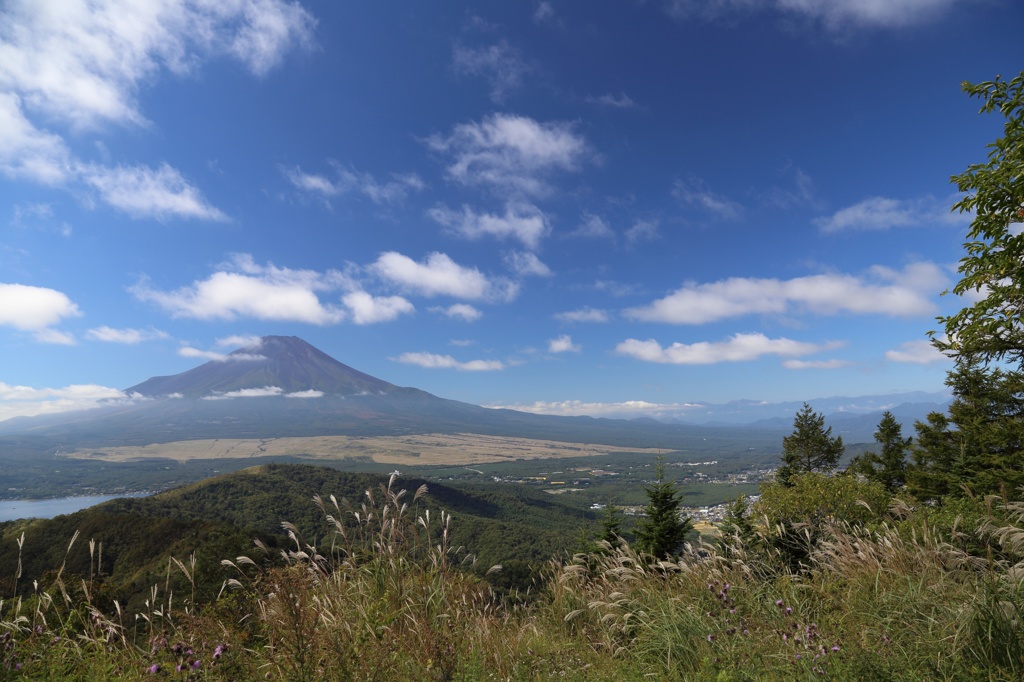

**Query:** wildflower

left=786, top=607, right=792, bottom=615
left=776, top=599, right=784, bottom=607
left=192, top=660, right=201, bottom=670
left=213, top=644, right=225, bottom=659
left=147, top=664, right=160, bottom=674
left=831, top=646, right=840, bottom=652
left=707, top=634, right=715, bottom=642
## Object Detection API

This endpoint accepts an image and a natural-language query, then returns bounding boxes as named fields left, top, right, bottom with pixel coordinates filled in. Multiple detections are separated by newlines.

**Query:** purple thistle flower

left=786, top=607, right=792, bottom=615
left=147, top=664, right=159, bottom=674
left=776, top=599, right=784, bottom=607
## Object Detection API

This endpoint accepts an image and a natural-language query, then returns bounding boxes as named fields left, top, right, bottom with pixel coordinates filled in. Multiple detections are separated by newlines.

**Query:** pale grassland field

left=65, top=432, right=670, bottom=466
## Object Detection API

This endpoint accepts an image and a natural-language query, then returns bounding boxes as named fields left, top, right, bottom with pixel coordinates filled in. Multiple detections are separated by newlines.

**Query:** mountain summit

left=126, top=336, right=396, bottom=399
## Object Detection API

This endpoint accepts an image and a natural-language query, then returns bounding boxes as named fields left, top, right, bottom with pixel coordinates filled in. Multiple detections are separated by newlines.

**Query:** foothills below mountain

left=0, top=336, right=948, bottom=459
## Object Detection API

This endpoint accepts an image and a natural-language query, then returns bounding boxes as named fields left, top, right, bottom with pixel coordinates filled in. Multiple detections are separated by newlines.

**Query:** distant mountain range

left=0, top=336, right=951, bottom=456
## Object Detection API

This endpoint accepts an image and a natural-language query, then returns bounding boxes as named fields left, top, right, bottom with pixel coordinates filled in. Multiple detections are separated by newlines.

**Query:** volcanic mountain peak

left=126, top=336, right=397, bottom=399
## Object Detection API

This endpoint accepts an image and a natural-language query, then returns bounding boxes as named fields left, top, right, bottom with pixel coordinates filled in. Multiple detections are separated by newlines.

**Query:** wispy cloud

left=394, top=352, right=505, bottom=371
left=672, top=178, right=742, bottom=220
left=533, top=2, right=556, bottom=24
left=284, top=163, right=424, bottom=205
left=616, top=333, right=842, bottom=365
left=452, top=40, right=530, bottom=102
left=431, top=304, right=482, bottom=321
left=625, top=219, right=659, bottom=243
left=782, top=359, right=852, bottom=370
left=372, top=251, right=517, bottom=301
left=624, top=262, right=948, bottom=324
left=554, top=307, right=610, bottom=323
left=426, top=113, right=592, bottom=198
left=587, top=92, right=636, bottom=109
left=428, top=202, right=550, bottom=248
left=663, top=0, right=964, bottom=30
left=505, top=251, right=553, bottom=278
left=815, top=195, right=965, bottom=233
left=178, top=346, right=266, bottom=362
left=86, top=326, right=168, bottom=344
left=570, top=213, right=616, bottom=239
left=81, top=163, right=227, bottom=221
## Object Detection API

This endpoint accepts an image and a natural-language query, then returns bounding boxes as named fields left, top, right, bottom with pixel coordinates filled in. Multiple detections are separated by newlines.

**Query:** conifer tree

left=776, top=403, right=844, bottom=487
left=908, top=361, right=1024, bottom=502
left=598, top=502, right=625, bottom=549
left=850, top=411, right=911, bottom=492
left=635, top=458, right=692, bottom=559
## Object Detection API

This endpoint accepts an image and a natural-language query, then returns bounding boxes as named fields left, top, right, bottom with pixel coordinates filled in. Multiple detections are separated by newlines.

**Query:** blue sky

left=1, top=0, right=1021, bottom=423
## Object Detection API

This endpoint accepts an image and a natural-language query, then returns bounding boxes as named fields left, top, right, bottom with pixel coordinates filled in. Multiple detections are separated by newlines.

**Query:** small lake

left=0, top=494, right=149, bottom=522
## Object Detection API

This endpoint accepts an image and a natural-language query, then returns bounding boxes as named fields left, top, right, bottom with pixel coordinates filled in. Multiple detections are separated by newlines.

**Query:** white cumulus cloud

left=625, top=262, right=947, bottom=324
left=432, top=304, right=482, bottom=321
left=372, top=251, right=517, bottom=301
left=885, top=339, right=952, bottom=364
left=548, top=335, right=581, bottom=353
left=0, top=0, right=313, bottom=218
left=131, top=253, right=352, bottom=324
left=342, top=291, right=415, bottom=325
left=487, top=399, right=703, bottom=419
left=203, top=386, right=284, bottom=400
left=615, top=333, right=841, bottom=365
left=0, top=282, right=81, bottom=342
left=0, top=381, right=128, bottom=420
left=394, top=352, right=505, bottom=371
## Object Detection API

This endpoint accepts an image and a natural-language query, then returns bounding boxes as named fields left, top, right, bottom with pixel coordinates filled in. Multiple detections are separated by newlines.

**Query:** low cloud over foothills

left=0, top=0, right=1020, bottom=422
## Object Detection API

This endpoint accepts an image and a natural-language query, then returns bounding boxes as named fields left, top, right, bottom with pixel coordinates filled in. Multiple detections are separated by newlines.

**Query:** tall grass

left=4, top=483, right=1024, bottom=680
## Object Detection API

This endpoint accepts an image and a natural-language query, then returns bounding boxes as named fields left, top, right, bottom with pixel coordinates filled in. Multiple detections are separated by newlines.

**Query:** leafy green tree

left=849, top=411, right=911, bottom=492
left=776, top=403, right=844, bottom=487
left=634, top=458, right=692, bottom=559
left=908, top=360, right=1024, bottom=502
left=935, top=72, right=1024, bottom=367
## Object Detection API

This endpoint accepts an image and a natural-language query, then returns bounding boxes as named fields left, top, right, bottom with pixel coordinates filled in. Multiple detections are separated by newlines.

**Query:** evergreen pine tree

left=908, top=361, right=1024, bottom=502
left=849, top=411, right=910, bottom=492
left=776, top=403, right=844, bottom=487
left=635, top=458, right=692, bottom=559
left=598, top=502, right=625, bottom=549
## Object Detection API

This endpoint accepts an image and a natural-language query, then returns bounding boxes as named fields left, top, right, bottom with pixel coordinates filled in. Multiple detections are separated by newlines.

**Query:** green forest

left=1, top=72, right=1023, bottom=681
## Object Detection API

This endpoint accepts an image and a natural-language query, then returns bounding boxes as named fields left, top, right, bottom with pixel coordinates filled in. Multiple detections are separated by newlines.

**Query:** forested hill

left=0, top=464, right=592, bottom=610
